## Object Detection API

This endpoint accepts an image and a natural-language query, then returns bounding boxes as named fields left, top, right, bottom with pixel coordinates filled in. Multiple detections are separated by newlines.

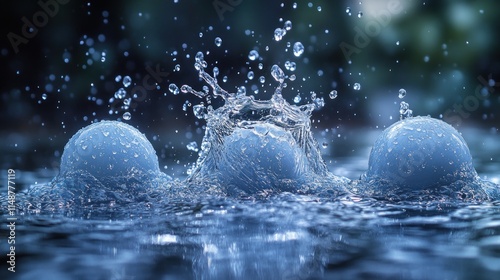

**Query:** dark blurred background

left=1, top=0, right=500, bottom=174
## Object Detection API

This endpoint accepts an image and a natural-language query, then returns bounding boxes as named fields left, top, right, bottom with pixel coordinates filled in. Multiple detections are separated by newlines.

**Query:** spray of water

left=183, top=52, right=348, bottom=196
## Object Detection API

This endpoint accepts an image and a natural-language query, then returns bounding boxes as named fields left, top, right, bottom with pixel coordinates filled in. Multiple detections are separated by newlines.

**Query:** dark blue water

left=1, top=128, right=499, bottom=280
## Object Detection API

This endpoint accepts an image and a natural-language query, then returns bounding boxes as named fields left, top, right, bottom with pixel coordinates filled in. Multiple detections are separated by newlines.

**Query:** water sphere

left=366, top=116, right=478, bottom=190
left=217, top=123, right=309, bottom=194
left=59, top=121, right=160, bottom=181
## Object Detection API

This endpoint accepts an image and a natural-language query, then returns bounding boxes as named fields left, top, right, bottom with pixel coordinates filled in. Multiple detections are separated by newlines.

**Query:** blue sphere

left=217, top=123, right=309, bottom=194
left=59, top=121, right=160, bottom=180
left=366, top=116, right=478, bottom=189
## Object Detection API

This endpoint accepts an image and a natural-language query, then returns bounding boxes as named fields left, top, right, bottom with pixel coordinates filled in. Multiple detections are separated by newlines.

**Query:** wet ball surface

left=217, top=123, right=309, bottom=194
left=366, top=116, right=478, bottom=189
left=59, top=121, right=160, bottom=180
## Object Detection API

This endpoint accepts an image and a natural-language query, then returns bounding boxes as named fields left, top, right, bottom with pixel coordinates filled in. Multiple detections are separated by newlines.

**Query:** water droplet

left=123, top=76, right=132, bottom=87
left=293, top=95, right=301, bottom=103
left=169, top=83, right=180, bottom=95
left=346, top=7, right=351, bottom=14
left=186, top=141, right=199, bottom=152
left=396, top=41, right=400, bottom=46
left=193, top=104, right=206, bottom=119
left=271, top=65, right=285, bottom=83
left=122, top=112, right=131, bottom=120
left=174, top=64, right=181, bottom=71
left=399, top=101, right=413, bottom=120
left=41, top=93, right=47, bottom=100
left=248, top=50, right=259, bottom=61
left=284, top=20, right=292, bottom=31
left=114, top=88, right=127, bottom=99
left=317, top=6, right=322, bottom=12
left=357, top=11, right=363, bottom=18
left=115, top=75, right=122, bottom=82
left=274, top=28, right=286, bottom=41
left=214, top=37, right=222, bottom=47
left=329, top=90, right=338, bottom=99
left=247, top=71, right=254, bottom=80
left=353, top=83, right=361, bottom=91
left=423, top=55, right=430, bottom=63
left=293, top=42, right=304, bottom=57
left=237, top=86, right=246, bottom=96
left=398, top=88, right=406, bottom=99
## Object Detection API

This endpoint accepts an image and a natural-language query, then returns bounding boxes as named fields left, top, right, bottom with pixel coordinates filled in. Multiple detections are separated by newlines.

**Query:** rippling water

left=1, top=129, right=499, bottom=280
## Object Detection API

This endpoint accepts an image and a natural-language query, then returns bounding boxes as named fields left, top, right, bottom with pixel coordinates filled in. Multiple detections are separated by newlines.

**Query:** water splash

left=184, top=52, right=346, bottom=195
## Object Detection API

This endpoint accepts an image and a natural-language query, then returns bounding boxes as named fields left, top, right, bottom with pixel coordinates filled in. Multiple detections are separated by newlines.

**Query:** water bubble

left=248, top=50, right=259, bottom=61
left=213, top=67, right=219, bottom=77
left=366, top=116, right=477, bottom=190
left=357, top=11, right=363, bottom=18
left=399, top=101, right=413, bottom=120
left=114, top=88, right=127, bottom=99
left=353, top=83, right=361, bottom=91
left=346, top=7, right=351, bottom=14
left=292, top=2, right=297, bottom=9
left=293, top=42, right=304, bottom=57
left=396, top=41, right=400, bottom=46
left=115, top=75, right=122, bottom=82
left=284, top=20, right=292, bottom=31
left=293, top=94, right=301, bottom=103
left=313, top=97, right=325, bottom=109
left=195, top=51, right=204, bottom=63
left=259, top=76, right=265, bottom=83
left=317, top=6, right=322, bottom=12
left=174, top=64, right=181, bottom=71
left=398, top=88, right=406, bottom=99
left=237, top=86, right=246, bottom=96
left=289, top=74, right=296, bottom=81
left=123, top=76, right=132, bottom=87
left=168, top=83, right=180, bottom=95
left=193, top=104, right=206, bottom=119
left=59, top=121, right=160, bottom=182
left=214, top=37, right=222, bottom=47
left=42, top=93, right=47, bottom=100
left=247, top=71, right=254, bottom=80
left=186, top=141, right=199, bottom=152
left=271, top=65, right=286, bottom=83
left=424, top=55, right=430, bottom=63
left=274, top=28, right=286, bottom=41
left=329, top=90, right=338, bottom=99
left=122, top=112, right=131, bottom=120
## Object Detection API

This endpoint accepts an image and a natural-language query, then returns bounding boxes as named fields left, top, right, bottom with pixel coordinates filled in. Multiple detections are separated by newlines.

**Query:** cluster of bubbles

left=109, top=75, right=134, bottom=120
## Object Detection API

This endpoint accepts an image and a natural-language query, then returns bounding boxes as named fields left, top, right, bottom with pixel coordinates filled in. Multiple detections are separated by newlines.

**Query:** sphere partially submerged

left=217, top=123, right=309, bottom=194
left=59, top=121, right=160, bottom=181
left=366, top=116, right=478, bottom=190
